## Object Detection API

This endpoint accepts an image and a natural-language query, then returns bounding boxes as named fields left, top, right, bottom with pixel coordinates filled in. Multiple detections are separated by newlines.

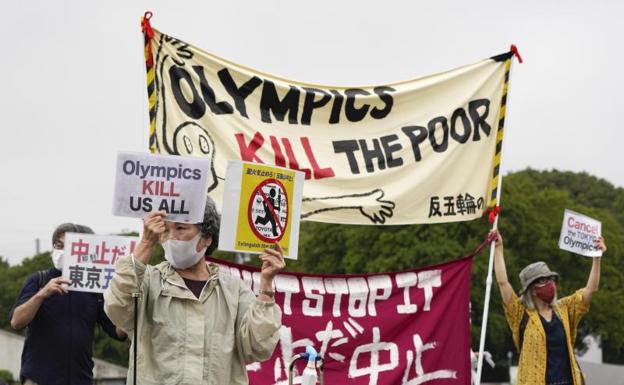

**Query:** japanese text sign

left=63, top=233, right=139, bottom=293
left=559, top=209, right=603, bottom=257
left=113, top=151, right=211, bottom=222
left=208, top=252, right=474, bottom=385
left=219, top=161, right=304, bottom=259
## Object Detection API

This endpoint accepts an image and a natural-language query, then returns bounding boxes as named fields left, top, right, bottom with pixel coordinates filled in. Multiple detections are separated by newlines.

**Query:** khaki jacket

left=503, top=289, right=588, bottom=385
left=104, top=255, right=281, bottom=385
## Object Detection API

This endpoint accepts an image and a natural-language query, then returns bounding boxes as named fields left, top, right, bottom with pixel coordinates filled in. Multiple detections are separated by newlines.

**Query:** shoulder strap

left=519, top=311, right=529, bottom=352
left=37, top=270, right=51, bottom=289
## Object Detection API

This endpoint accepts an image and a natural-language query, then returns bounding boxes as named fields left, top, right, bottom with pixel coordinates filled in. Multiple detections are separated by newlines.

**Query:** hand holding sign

left=142, top=211, right=167, bottom=243
left=259, top=244, right=286, bottom=281
left=38, top=277, right=71, bottom=298
left=594, top=236, right=607, bottom=254
left=133, top=211, right=168, bottom=265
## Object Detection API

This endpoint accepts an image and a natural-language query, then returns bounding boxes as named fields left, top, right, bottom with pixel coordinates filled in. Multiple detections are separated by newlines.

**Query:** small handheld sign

left=63, top=233, right=140, bottom=293
left=558, top=209, right=603, bottom=257
left=219, top=161, right=304, bottom=259
left=113, top=152, right=211, bottom=222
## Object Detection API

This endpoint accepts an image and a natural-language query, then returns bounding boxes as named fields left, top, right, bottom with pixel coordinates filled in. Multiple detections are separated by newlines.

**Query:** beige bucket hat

left=519, top=261, right=559, bottom=295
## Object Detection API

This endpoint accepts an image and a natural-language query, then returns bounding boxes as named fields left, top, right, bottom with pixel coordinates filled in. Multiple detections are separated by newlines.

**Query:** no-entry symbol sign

left=248, top=179, right=289, bottom=242
left=219, top=161, right=304, bottom=259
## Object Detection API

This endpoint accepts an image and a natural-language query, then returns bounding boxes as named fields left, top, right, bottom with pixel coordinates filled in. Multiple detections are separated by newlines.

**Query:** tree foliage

left=1, top=169, right=622, bottom=367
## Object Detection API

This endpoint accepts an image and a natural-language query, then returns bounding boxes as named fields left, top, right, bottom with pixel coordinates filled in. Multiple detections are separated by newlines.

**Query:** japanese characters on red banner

left=63, top=233, right=139, bottom=293
left=208, top=255, right=473, bottom=385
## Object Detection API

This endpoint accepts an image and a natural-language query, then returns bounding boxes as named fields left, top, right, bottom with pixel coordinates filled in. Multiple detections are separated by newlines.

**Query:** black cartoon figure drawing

left=254, top=188, right=280, bottom=237
left=151, top=33, right=396, bottom=224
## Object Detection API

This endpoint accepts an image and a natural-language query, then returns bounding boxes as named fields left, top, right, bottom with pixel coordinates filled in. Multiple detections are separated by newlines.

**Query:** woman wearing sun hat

left=492, top=230, right=606, bottom=385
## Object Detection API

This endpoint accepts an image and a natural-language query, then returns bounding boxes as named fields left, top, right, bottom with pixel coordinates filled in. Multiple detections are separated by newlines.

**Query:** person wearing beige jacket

left=104, top=196, right=285, bottom=385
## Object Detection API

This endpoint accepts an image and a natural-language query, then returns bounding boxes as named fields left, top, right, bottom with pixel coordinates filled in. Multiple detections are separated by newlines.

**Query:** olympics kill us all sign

left=113, top=151, right=211, bottom=222
left=558, top=209, right=603, bottom=257
left=219, top=161, right=304, bottom=259
left=63, top=233, right=139, bottom=293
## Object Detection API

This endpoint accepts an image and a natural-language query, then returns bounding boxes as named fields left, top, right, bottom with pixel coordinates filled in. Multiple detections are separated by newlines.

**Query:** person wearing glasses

left=9, top=223, right=127, bottom=385
left=492, top=230, right=606, bottom=385
left=104, top=196, right=285, bottom=385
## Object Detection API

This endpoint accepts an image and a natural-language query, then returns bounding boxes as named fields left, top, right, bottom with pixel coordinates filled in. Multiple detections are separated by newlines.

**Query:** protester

left=492, top=230, right=606, bottom=385
left=9, top=223, right=127, bottom=385
left=104, top=196, right=284, bottom=385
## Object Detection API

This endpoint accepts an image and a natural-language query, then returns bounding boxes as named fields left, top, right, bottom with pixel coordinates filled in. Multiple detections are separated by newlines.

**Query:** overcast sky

left=1, top=0, right=622, bottom=264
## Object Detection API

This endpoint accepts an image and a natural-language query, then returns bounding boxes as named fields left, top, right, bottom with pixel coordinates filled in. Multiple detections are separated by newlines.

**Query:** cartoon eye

left=199, top=135, right=210, bottom=154
left=183, top=135, right=193, bottom=153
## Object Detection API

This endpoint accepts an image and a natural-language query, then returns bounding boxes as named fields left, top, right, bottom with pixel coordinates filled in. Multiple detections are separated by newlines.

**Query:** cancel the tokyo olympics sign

left=248, top=179, right=289, bottom=242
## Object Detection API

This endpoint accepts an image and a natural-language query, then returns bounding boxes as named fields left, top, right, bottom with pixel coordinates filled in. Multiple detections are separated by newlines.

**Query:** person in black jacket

left=9, top=223, right=127, bottom=385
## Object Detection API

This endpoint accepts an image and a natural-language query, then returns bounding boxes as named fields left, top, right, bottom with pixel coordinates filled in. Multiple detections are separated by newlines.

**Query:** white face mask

left=162, top=232, right=208, bottom=269
left=51, top=249, right=64, bottom=270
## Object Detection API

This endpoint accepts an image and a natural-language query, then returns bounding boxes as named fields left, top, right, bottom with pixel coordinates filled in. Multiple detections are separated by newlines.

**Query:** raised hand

left=595, top=236, right=607, bottom=253
left=259, top=243, right=286, bottom=281
left=142, top=211, right=167, bottom=246
left=134, top=211, right=168, bottom=264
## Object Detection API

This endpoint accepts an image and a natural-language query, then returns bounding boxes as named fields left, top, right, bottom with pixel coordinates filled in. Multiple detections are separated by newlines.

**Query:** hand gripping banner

left=208, top=247, right=482, bottom=385
left=142, top=19, right=516, bottom=225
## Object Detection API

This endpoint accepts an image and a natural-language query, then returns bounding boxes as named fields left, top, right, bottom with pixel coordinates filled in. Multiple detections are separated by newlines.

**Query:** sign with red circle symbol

left=248, top=178, right=289, bottom=243
left=219, top=161, right=304, bottom=259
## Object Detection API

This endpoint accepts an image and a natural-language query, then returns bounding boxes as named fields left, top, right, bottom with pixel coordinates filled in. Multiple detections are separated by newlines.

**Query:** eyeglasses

left=534, top=276, right=556, bottom=285
left=53, top=241, right=64, bottom=250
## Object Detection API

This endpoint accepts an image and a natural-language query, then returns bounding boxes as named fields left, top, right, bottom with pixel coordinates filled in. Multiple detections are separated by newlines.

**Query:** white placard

left=558, top=209, right=602, bottom=257
left=113, top=151, right=211, bottom=222
left=62, top=233, right=140, bottom=293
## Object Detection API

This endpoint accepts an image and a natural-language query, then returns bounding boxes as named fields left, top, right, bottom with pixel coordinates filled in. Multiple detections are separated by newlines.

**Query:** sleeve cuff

left=255, top=298, right=277, bottom=308
left=575, top=288, right=590, bottom=312
left=130, top=254, right=147, bottom=272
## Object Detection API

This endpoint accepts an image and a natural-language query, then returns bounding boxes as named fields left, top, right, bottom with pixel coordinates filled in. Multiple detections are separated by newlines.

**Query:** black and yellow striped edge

left=142, top=21, right=157, bottom=153
left=487, top=52, right=514, bottom=209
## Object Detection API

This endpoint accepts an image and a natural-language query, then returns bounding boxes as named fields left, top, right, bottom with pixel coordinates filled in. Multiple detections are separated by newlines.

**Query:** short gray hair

left=52, top=223, right=94, bottom=247
left=197, top=196, right=220, bottom=256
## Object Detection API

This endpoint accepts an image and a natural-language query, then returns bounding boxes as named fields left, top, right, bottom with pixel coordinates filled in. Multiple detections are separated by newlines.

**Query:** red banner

left=208, top=254, right=474, bottom=385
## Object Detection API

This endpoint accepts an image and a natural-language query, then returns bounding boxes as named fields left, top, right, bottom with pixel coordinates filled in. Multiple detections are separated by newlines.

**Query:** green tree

left=0, top=369, right=14, bottom=382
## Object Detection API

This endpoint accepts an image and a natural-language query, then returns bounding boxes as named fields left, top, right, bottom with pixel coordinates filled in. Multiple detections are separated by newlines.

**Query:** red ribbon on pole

left=510, top=44, right=523, bottom=63
left=141, top=11, right=154, bottom=39
left=141, top=11, right=155, bottom=67
left=487, top=206, right=501, bottom=224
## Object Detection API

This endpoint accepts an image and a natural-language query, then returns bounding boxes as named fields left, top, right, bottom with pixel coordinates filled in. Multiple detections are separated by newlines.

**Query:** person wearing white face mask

left=9, top=223, right=127, bottom=385
left=104, top=196, right=285, bottom=385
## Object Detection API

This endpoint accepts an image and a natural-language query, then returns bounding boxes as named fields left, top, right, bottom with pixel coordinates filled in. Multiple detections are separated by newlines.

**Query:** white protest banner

left=558, top=209, right=602, bottom=257
left=62, top=233, right=139, bottom=293
left=219, top=161, right=304, bottom=259
left=142, top=22, right=518, bottom=225
left=113, top=151, right=211, bottom=222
